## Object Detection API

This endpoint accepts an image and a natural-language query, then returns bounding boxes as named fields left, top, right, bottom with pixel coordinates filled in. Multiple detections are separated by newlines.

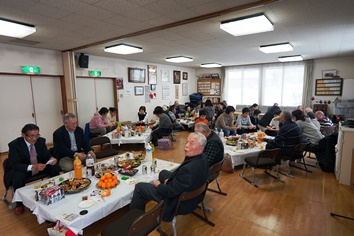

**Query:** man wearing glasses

left=4, top=123, right=60, bottom=215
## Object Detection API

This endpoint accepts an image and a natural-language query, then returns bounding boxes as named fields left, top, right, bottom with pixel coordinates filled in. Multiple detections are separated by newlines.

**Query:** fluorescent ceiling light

left=259, top=43, right=293, bottom=53
left=200, top=63, right=222, bottom=68
left=104, top=44, right=143, bottom=55
left=278, top=55, right=303, bottom=62
left=166, top=56, right=193, bottom=63
left=0, top=18, right=36, bottom=38
left=220, top=14, right=273, bottom=36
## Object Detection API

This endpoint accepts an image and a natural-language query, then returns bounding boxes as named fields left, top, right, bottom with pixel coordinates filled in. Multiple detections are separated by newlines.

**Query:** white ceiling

left=1, top=0, right=354, bottom=68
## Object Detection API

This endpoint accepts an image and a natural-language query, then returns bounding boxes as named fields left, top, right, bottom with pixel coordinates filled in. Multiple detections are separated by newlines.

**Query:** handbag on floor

left=221, top=153, right=234, bottom=173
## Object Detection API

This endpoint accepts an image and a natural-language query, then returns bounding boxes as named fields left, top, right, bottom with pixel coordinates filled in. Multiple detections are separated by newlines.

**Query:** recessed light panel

left=0, top=18, right=36, bottom=38
left=166, top=56, right=193, bottom=63
left=200, top=63, right=222, bottom=68
left=104, top=44, right=143, bottom=55
left=259, top=43, right=293, bottom=53
left=278, top=55, right=303, bottom=62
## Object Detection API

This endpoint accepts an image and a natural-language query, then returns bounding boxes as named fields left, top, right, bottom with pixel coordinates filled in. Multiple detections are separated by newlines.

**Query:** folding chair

left=89, top=136, right=119, bottom=159
left=208, top=159, right=227, bottom=195
left=240, top=148, right=284, bottom=187
left=102, top=200, right=166, bottom=236
left=280, top=143, right=312, bottom=178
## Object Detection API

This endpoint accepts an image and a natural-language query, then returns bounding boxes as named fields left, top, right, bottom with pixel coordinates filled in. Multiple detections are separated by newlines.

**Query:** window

left=225, top=62, right=304, bottom=106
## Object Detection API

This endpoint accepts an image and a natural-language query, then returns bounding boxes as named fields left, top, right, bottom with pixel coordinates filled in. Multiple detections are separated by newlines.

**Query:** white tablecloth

left=13, top=158, right=178, bottom=235
left=105, top=131, right=151, bottom=146
left=224, top=142, right=267, bottom=167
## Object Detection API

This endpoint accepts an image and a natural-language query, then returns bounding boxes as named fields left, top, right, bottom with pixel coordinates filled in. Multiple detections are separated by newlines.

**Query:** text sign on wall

left=21, top=66, right=40, bottom=74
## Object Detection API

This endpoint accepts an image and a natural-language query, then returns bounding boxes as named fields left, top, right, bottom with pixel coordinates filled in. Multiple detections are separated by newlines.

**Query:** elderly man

left=315, top=110, right=333, bottom=127
left=53, top=113, right=95, bottom=172
left=195, top=123, right=224, bottom=167
left=130, top=132, right=209, bottom=222
left=263, top=111, right=302, bottom=156
left=5, top=124, right=60, bottom=215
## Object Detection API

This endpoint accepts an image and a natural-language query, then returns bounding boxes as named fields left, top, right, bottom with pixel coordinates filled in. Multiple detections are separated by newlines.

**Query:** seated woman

left=190, top=102, right=202, bottom=118
left=236, top=107, right=257, bottom=134
left=106, top=107, right=117, bottom=123
left=194, top=109, right=209, bottom=127
left=150, top=107, right=172, bottom=146
left=184, top=105, right=192, bottom=118
left=137, top=106, right=148, bottom=126
left=89, top=107, right=116, bottom=135
left=292, top=110, right=324, bottom=151
left=204, top=99, right=215, bottom=122
left=265, top=109, right=281, bottom=136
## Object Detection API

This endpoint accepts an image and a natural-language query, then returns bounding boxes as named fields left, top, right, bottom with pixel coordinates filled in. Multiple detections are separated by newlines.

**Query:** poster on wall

left=125, top=83, right=133, bottom=96
left=162, top=83, right=170, bottom=100
left=148, top=65, right=157, bottom=84
left=161, top=69, right=170, bottom=82
left=145, top=86, right=151, bottom=103
left=175, top=85, right=179, bottom=99
left=182, top=83, right=188, bottom=96
left=116, top=78, right=124, bottom=89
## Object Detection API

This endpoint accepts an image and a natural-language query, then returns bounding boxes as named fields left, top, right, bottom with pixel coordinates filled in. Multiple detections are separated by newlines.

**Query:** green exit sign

left=89, top=70, right=101, bottom=77
left=21, top=66, right=40, bottom=74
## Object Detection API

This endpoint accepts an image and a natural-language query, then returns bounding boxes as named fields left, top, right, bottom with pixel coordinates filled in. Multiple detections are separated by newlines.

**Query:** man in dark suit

left=130, top=132, right=209, bottom=222
left=53, top=113, right=95, bottom=172
left=5, top=124, right=59, bottom=215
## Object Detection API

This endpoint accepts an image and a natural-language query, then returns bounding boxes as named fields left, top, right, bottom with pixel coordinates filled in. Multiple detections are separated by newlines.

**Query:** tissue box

left=158, top=139, right=171, bottom=150
left=40, top=186, right=65, bottom=205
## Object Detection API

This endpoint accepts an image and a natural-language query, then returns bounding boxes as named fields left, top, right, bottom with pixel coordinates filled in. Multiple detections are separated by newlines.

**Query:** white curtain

left=302, top=60, right=314, bottom=109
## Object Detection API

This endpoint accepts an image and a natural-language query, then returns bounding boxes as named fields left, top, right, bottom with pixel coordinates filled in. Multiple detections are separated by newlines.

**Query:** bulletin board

left=197, top=79, right=221, bottom=96
left=315, top=78, right=343, bottom=96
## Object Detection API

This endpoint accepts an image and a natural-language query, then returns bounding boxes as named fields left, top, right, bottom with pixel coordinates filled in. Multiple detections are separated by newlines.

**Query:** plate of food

left=118, top=159, right=141, bottom=168
left=59, top=178, right=91, bottom=194
left=99, top=163, right=118, bottom=171
left=118, top=168, right=138, bottom=176
left=94, top=169, right=116, bottom=179
left=226, top=140, right=238, bottom=146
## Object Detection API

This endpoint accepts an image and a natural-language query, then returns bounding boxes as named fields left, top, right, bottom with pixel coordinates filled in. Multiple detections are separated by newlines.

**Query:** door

left=31, top=76, right=63, bottom=144
left=77, top=78, right=96, bottom=129
left=76, top=78, right=115, bottom=129
left=0, top=75, right=35, bottom=152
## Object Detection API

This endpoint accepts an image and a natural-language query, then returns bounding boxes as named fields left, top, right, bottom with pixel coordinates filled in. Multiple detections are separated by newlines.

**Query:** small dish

left=78, top=199, right=94, bottom=208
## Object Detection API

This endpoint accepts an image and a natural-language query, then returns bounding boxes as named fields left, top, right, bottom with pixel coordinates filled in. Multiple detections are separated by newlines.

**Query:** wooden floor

left=1, top=131, right=354, bottom=236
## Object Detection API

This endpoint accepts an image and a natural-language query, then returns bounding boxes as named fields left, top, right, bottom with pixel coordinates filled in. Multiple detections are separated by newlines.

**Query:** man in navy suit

left=5, top=124, right=60, bottom=215
left=53, top=113, right=95, bottom=172
left=130, top=132, right=209, bottom=222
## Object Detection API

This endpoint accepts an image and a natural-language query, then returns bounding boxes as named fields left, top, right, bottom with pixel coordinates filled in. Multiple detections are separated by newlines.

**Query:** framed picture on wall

left=183, top=72, right=188, bottom=80
left=173, top=70, right=181, bottom=84
left=128, top=68, right=145, bottom=83
left=148, top=65, right=157, bottom=84
left=116, top=78, right=123, bottom=90
left=322, top=69, right=337, bottom=78
left=134, top=86, right=144, bottom=95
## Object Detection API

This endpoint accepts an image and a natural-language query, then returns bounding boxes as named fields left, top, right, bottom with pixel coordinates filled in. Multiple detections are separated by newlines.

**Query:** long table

left=105, top=131, right=151, bottom=146
left=13, top=157, right=178, bottom=235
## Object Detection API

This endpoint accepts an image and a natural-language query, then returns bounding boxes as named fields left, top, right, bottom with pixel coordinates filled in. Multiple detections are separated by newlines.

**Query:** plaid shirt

left=204, top=132, right=224, bottom=167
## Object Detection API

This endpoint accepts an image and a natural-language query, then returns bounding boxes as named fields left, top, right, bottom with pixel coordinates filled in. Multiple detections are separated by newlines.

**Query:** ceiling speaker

left=79, top=53, right=89, bottom=68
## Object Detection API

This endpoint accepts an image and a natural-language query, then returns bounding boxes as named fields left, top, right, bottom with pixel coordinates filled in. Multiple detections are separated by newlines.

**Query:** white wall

left=0, top=43, right=63, bottom=75
left=75, top=55, right=197, bottom=122
left=312, top=56, right=354, bottom=114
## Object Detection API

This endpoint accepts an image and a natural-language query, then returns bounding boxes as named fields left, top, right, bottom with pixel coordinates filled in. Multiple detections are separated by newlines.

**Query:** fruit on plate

left=101, top=189, right=111, bottom=197
left=97, top=173, right=119, bottom=189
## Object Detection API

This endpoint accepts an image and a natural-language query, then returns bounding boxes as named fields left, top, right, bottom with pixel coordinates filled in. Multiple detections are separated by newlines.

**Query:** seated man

left=235, top=107, right=257, bottom=134
left=315, top=111, right=333, bottom=127
left=262, top=111, right=302, bottom=156
left=215, top=106, right=238, bottom=136
left=259, top=106, right=281, bottom=131
left=249, top=103, right=259, bottom=116
left=150, top=106, right=172, bottom=146
left=265, top=109, right=282, bottom=136
left=5, top=124, right=60, bottom=215
left=130, top=132, right=209, bottom=222
left=195, top=123, right=224, bottom=167
left=250, top=109, right=261, bottom=131
left=53, top=113, right=95, bottom=172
